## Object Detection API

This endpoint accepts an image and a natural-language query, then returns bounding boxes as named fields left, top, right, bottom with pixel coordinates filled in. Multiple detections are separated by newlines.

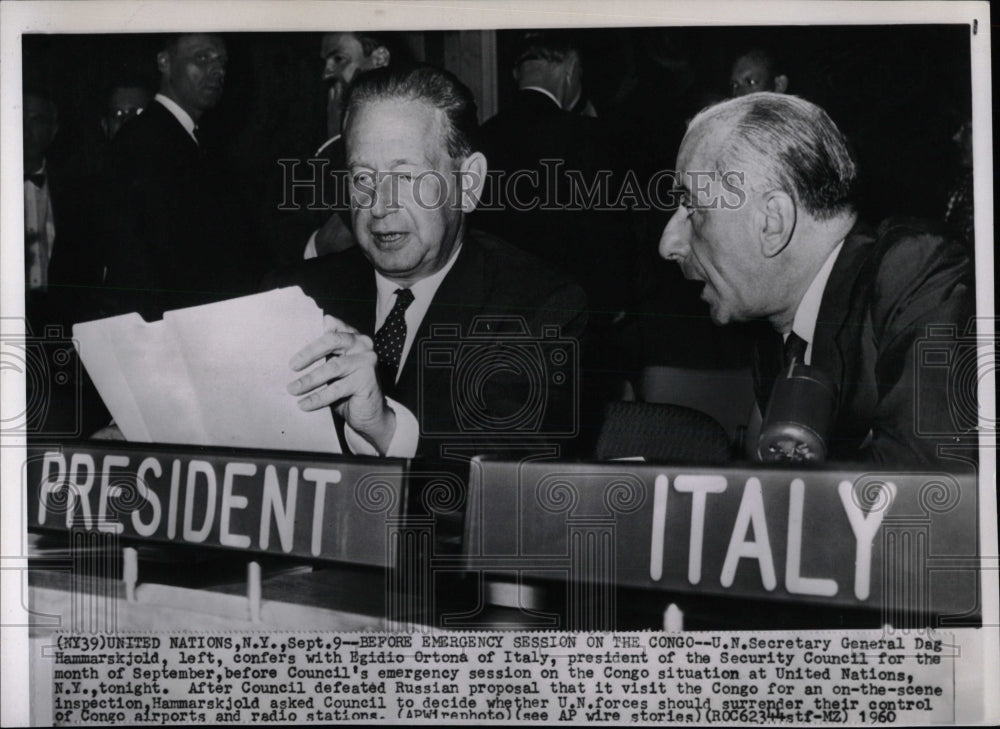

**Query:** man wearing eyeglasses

left=102, top=83, right=152, bottom=141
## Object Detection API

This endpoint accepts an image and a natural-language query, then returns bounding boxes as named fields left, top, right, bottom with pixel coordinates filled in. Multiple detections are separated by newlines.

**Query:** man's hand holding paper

left=74, top=287, right=343, bottom=454
left=288, top=314, right=397, bottom=455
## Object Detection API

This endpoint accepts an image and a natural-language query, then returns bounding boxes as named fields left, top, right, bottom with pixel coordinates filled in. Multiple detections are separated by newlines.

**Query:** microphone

left=757, top=361, right=837, bottom=463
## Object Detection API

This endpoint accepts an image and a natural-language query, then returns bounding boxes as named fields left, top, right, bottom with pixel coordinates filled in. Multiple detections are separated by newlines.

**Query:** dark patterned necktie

left=754, top=330, right=809, bottom=412
left=373, top=288, right=415, bottom=387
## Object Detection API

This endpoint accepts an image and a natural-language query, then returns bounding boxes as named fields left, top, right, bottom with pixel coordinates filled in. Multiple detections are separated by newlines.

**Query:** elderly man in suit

left=102, top=33, right=258, bottom=321
left=268, top=64, right=586, bottom=460
left=659, top=92, right=976, bottom=467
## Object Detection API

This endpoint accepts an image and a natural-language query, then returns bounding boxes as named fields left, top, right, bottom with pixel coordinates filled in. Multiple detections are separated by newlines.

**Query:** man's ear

left=561, top=53, right=581, bottom=108
left=370, top=46, right=390, bottom=69
left=156, top=50, right=170, bottom=75
left=773, top=74, right=789, bottom=94
left=563, top=53, right=578, bottom=82
left=457, top=151, right=488, bottom=213
left=759, top=190, right=796, bottom=258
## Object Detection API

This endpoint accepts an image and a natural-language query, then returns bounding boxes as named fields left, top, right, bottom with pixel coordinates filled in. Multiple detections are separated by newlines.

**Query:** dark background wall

left=20, top=25, right=975, bottom=374
left=497, top=25, right=972, bottom=221
left=24, top=24, right=972, bottom=258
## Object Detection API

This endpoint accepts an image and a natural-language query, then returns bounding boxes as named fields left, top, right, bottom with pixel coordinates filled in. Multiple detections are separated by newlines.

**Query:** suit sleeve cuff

left=303, top=231, right=319, bottom=260
left=343, top=397, right=419, bottom=458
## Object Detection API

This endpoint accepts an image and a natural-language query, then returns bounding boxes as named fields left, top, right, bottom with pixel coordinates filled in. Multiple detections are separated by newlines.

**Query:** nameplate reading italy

left=27, top=444, right=407, bottom=567
left=465, top=459, right=979, bottom=613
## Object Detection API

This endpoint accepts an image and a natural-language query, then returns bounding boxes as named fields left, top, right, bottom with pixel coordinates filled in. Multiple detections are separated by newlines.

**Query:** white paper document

left=73, top=287, right=340, bottom=453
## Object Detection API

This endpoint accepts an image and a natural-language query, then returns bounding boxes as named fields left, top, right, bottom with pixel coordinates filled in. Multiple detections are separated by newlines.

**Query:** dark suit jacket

left=26, top=164, right=104, bottom=333
left=475, top=89, right=635, bottom=317
left=264, top=229, right=588, bottom=460
left=24, top=163, right=112, bottom=438
left=757, top=218, right=976, bottom=467
left=262, top=135, right=351, bottom=266
left=101, top=100, right=258, bottom=321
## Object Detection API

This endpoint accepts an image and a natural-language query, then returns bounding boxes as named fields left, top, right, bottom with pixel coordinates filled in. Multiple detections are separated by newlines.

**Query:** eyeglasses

left=110, top=107, right=144, bottom=121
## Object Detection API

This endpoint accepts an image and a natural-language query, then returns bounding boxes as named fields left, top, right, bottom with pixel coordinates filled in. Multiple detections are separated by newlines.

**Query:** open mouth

left=371, top=231, right=407, bottom=246
left=679, top=262, right=702, bottom=283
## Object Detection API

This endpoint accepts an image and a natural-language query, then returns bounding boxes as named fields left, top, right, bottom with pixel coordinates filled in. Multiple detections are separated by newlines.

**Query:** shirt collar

left=374, top=243, right=464, bottom=309
left=520, top=86, right=562, bottom=109
left=791, top=239, right=845, bottom=345
left=154, top=93, right=198, bottom=143
left=315, top=134, right=341, bottom=156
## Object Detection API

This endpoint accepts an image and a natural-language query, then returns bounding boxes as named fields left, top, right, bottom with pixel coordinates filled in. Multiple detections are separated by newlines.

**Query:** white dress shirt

left=787, top=240, right=845, bottom=363
left=747, top=240, right=846, bottom=455
left=154, top=93, right=199, bottom=144
left=343, top=245, right=464, bottom=458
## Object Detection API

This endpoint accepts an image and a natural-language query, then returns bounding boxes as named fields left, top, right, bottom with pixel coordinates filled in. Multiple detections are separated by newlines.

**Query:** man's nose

left=371, top=175, right=397, bottom=218
left=659, top=208, right=691, bottom=261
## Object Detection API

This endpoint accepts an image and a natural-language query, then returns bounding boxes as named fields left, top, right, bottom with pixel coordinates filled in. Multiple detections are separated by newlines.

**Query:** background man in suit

left=23, top=90, right=61, bottom=331
left=270, top=64, right=586, bottom=460
left=303, top=32, right=405, bottom=259
left=477, top=30, right=632, bottom=313
left=23, top=89, right=112, bottom=436
left=659, top=92, right=975, bottom=466
left=266, top=32, right=412, bottom=265
left=23, top=88, right=111, bottom=332
left=101, top=33, right=259, bottom=320
left=102, top=82, right=153, bottom=141
left=477, top=31, right=635, bottom=447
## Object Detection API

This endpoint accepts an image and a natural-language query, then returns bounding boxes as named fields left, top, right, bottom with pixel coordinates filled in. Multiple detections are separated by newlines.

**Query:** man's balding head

left=660, top=93, right=857, bottom=330
left=686, top=92, right=855, bottom=220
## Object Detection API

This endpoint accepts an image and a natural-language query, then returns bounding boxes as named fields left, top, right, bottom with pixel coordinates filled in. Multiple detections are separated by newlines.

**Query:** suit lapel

left=812, top=224, right=877, bottom=411
left=148, top=101, right=200, bottom=157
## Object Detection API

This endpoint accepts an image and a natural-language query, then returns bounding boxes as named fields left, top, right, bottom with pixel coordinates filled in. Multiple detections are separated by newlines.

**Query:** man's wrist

left=360, top=403, right=397, bottom=455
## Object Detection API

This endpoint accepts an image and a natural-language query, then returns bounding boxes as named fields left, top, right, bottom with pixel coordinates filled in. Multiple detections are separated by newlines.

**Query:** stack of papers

left=73, top=287, right=340, bottom=453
